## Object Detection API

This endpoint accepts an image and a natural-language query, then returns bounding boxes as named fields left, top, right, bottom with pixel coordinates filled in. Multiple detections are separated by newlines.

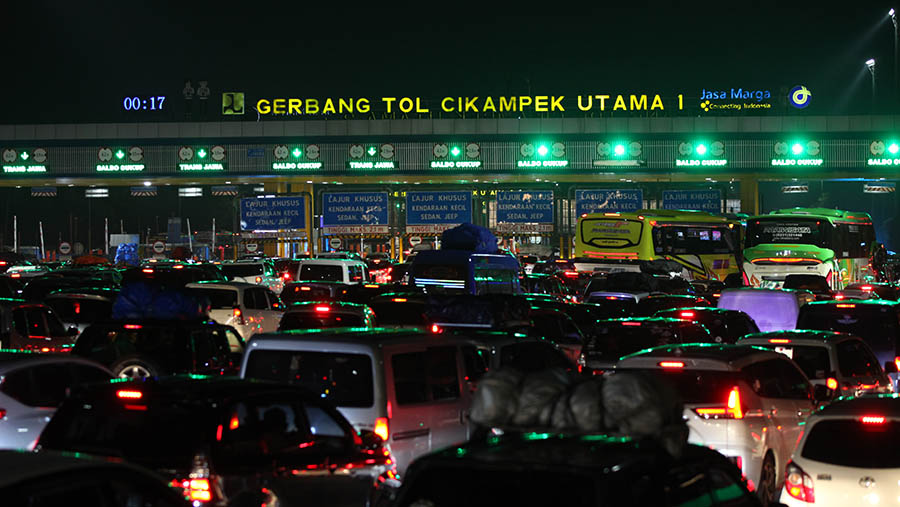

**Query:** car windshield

left=745, top=218, right=831, bottom=249
left=802, top=419, right=900, bottom=468
left=244, top=350, right=374, bottom=407
left=187, top=288, right=238, bottom=309
left=369, top=300, right=427, bottom=325
left=299, top=264, right=344, bottom=282
left=798, top=305, right=900, bottom=344
left=279, top=311, right=366, bottom=330
left=45, top=298, right=112, bottom=324
left=221, top=264, right=265, bottom=278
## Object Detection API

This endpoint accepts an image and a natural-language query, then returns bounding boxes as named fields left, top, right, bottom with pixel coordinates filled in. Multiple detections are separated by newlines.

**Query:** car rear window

left=798, top=305, right=900, bottom=343
left=243, top=350, right=374, bottom=407
left=370, top=301, right=427, bottom=326
left=584, top=323, right=681, bottom=362
left=836, top=340, right=881, bottom=378
left=802, top=419, right=900, bottom=467
left=299, top=264, right=344, bottom=282
left=755, top=344, right=830, bottom=380
left=618, top=368, right=747, bottom=405
left=221, top=264, right=264, bottom=278
left=279, top=311, right=366, bottom=330
left=45, top=299, right=112, bottom=324
left=73, top=326, right=183, bottom=356
left=187, top=288, right=238, bottom=309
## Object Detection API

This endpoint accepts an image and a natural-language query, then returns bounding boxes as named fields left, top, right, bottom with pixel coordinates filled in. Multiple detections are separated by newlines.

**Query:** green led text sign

left=273, top=162, right=323, bottom=170
left=675, top=159, right=728, bottom=167
left=3, top=165, right=47, bottom=174
left=771, top=158, right=823, bottom=167
left=178, top=162, right=226, bottom=171
left=517, top=160, right=569, bottom=168
left=96, top=164, right=145, bottom=172
left=430, top=160, right=482, bottom=169
left=867, top=158, right=900, bottom=166
left=346, top=161, right=397, bottom=169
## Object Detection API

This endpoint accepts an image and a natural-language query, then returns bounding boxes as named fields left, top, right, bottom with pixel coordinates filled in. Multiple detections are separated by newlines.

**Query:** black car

left=121, top=265, right=226, bottom=288
left=385, top=432, right=760, bottom=507
left=654, top=307, right=759, bottom=344
left=0, top=277, right=24, bottom=299
left=0, top=299, right=78, bottom=352
left=633, top=294, right=711, bottom=317
left=72, top=320, right=246, bottom=378
left=37, top=376, right=394, bottom=507
left=22, top=269, right=121, bottom=301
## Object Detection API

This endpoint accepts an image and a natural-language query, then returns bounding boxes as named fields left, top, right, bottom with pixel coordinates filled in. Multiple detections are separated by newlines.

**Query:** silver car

left=0, top=353, right=111, bottom=449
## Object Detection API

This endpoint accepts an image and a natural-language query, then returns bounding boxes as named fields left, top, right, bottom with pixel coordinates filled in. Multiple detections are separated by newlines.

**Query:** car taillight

left=142, top=268, right=154, bottom=274
left=826, top=377, right=838, bottom=390
left=678, top=311, right=695, bottom=319
left=894, top=356, right=900, bottom=372
left=171, top=453, right=215, bottom=503
left=860, top=415, right=886, bottom=424
left=300, top=286, right=311, bottom=291
left=784, top=461, right=814, bottom=503
left=658, top=361, right=684, bottom=368
left=255, top=276, right=262, bottom=283
left=835, top=303, right=855, bottom=308
left=314, top=305, right=330, bottom=313
left=431, top=323, right=441, bottom=333
left=694, top=386, right=744, bottom=419
left=563, top=271, right=579, bottom=278
left=283, top=272, right=291, bottom=279
left=374, top=417, right=389, bottom=442
left=233, top=307, right=245, bottom=326
left=0, top=408, right=6, bottom=419
left=116, top=390, right=142, bottom=399
left=392, top=297, right=407, bottom=303
left=768, top=338, right=790, bottom=344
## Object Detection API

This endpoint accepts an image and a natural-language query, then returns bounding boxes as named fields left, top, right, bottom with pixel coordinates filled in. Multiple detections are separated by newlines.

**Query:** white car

left=219, top=260, right=284, bottom=294
left=0, top=353, right=112, bottom=450
left=780, top=394, right=900, bottom=506
left=615, top=343, right=828, bottom=506
left=295, top=258, right=369, bottom=284
left=185, top=282, right=283, bottom=340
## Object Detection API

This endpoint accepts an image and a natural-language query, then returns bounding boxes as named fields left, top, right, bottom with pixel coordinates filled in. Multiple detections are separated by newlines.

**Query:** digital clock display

left=123, top=96, right=166, bottom=111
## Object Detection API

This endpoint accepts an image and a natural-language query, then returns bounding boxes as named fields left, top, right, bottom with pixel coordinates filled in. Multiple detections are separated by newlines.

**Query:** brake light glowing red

left=621, top=321, right=641, bottom=326
left=659, top=361, right=685, bottom=368
left=124, top=324, right=142, bottom=330
left=314, top=306, right=330, bottom=313
left=172, top=264, right=184, bottom=269
left=10, top=273, right=20, bottom=279
left=768, top=338, right=790, bottom=344
left=860, top=285, right=873, bottom=291
left=563, top=271, right=579, bottom=278
left=694, top=386, right=743, bottom=419
left=679, top=311, right=695, bottom=319
left=391, top=298, right=408, bottom=303
left=255, top=276, right=262, bottom=283
left=300, top=286, right=311, bottom=291
left=364, top=284, right=379, bottom=288
left=727, top=387, right=743, bottom=419
left=894, top=356, right=900, bottom=372
left=188, top=478, right=211, bottom=502
left=229, top=415, right=240, bottom=430
left=116, top=390, right=142, bottom=399
left=834, top=294, right=845, bottom=300
left=431, top=323, right=441, bottom=333
left=142, top=268, right=153, bottom=273
left=283, top=272, right=291, bottom=279
left=826, top=377, right=838, bottom=390
left=861, top=415, right=886, bottom=424
left=233, top=307, right=245, bottom=326
left=836, top=303, right=856, bottom=308
left=374, top=417, right=389, bottom=441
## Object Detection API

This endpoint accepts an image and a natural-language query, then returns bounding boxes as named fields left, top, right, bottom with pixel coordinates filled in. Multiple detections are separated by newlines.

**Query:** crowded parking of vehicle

left=0, top=213, right=897, bottom=506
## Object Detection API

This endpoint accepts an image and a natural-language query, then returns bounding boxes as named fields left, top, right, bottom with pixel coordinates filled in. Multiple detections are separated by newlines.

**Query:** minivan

left=241, top=328, right=479, bottom=474
left=717, top=287, right=814, bottom=332
left=295, top=259, right=369, bottom=284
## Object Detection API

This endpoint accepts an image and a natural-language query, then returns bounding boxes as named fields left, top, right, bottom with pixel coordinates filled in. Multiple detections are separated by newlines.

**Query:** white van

left=240, top=328, right=477, bottom=475
left=295, top=258, right=369, bottom=284
left=717, top=288, right=815, bottom=333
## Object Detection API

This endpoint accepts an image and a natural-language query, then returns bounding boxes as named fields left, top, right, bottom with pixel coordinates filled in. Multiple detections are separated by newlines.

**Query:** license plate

left=774, top=346, right=793, bottom=359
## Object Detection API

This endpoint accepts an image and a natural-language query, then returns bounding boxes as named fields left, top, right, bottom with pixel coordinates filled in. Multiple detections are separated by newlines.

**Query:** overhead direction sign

left=240, top=196, right=306, bottom=231
left=406, top=191, right=472, bottom=225
left=575, top=189, right=643, bottom=215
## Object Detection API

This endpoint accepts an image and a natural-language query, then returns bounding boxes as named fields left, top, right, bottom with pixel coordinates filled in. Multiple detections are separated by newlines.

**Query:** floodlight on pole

left=866, top=58, right=877, bottom=105
left=891, top=9, right=898, bottom=105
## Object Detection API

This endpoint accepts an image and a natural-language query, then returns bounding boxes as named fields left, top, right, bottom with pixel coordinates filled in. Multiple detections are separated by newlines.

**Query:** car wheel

left=758, top=453, right=777, bottom=507
left=111, top=358, right=160, bottom=379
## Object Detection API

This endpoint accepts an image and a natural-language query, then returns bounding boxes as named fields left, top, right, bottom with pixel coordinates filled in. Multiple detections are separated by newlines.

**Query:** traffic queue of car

left=0, top=246, right=896, bottom=507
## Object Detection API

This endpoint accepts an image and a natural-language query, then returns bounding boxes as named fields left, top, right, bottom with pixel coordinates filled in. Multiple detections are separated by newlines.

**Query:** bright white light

left=890, top=8, right=895, bottom=16
left=866, top=58, right=876, bottom=68
left=143, top=181, right=152, bottom=187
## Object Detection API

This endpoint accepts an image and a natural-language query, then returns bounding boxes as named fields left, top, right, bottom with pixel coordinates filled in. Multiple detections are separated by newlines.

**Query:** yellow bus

left=574, top=209, right=740, bottom=281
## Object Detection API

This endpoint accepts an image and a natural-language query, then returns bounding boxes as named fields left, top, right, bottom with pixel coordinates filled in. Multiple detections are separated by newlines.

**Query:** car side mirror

left=812, top=384, right=831, bottom=403
left=67, top=326, right=79, bottom=336
left=885, top=361, right=899, bottom=374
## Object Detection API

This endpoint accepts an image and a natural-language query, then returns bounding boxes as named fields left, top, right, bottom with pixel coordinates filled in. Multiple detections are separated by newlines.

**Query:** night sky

left=3, top=1, right=899, bottom=123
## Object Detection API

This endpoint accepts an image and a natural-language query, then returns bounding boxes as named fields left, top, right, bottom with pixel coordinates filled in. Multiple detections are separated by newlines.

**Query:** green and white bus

left=743, top=208, right=877, bottom=289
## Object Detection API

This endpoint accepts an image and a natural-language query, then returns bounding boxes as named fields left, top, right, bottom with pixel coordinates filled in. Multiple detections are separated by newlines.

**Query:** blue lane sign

left=240, top=196, right=306, bottom=230
left=406, top=191, right=472, bottom=225
left=662, top=189, right=722, bottom=213
left=575, top=189, right=643, bottom=216
left=497, top=191, right=554, bottom=223
left=323, top=192, right=389, bottom=226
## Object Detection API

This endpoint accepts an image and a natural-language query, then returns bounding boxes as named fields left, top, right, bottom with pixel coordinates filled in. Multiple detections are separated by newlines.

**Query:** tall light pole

left=891, top=9, right=898, bottom=103
left=867, top=58, right=877, bottom=107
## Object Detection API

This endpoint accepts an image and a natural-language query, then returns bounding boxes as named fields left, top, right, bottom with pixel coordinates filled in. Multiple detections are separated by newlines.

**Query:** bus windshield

left=745, top=218, right=830, bottom=248
left=652, top=226, right=736, bottom=255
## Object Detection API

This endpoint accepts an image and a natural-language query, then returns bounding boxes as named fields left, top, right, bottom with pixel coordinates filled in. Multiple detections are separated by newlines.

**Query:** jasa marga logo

left=789, top=85, right=812, bottom=109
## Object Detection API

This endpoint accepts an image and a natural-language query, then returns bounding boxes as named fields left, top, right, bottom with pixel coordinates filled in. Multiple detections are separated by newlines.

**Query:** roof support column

left=739, top=174, right=759, bottom=215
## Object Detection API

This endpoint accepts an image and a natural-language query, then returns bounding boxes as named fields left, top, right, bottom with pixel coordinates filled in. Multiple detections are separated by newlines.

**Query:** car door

left=242, top=288, right=272, bottom=335
left=384, top=343, right=468, bottom=473
left=191, top=329, right=231, bottom=375
left=742, top=359, right=798, bottom=471
left=259, top=289, right=284, bottom=333
left=770, top=358, right=815, bottom=453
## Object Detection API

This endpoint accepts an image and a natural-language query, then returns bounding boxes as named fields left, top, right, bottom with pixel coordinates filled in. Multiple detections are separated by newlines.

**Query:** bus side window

left=652, top=228, right=665, bottom=254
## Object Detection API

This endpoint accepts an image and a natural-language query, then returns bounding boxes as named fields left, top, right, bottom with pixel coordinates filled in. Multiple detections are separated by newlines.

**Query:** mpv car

left=779, top=394, right=900, bottom=506
left=0, top=353, right=111, bottom=450
left=37, top=377, right=392, bottom=507
left=43, top=288, right=118, bottom=336
left=739, top=330, right=891, bottom=397
left=296, top=259, right=369, bottom=284
left=718, top=288, right=815, bottom=332
left=615, top=344, right=828, bottom=506
left=185, top=281, right=283, bottom=340
left=796, top=300, right=900, bottom=390
left=242, top=328, right=480, bottom=474
left=73, top=320, right=245, bottom=378
left=219, top=260, right=284, bottom=294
